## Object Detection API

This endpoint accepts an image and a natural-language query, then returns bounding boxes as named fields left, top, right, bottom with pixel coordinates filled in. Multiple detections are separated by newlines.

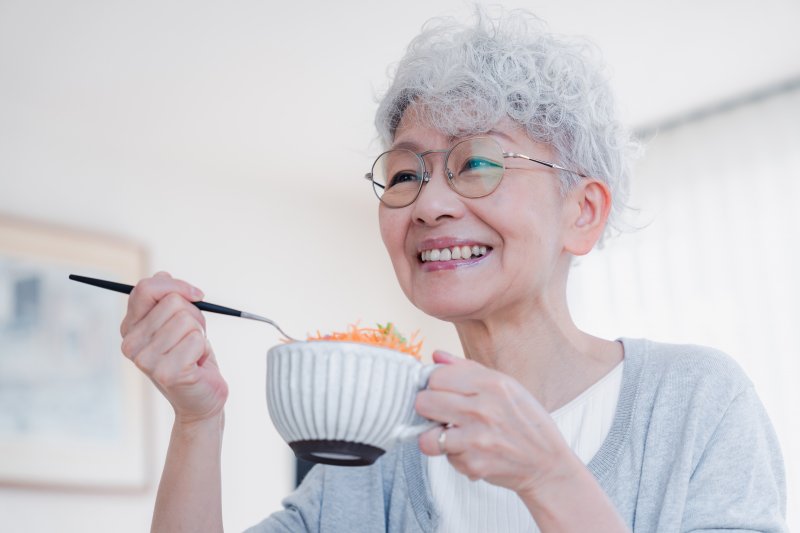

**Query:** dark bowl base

left=289, top=440, right=386, bottom=466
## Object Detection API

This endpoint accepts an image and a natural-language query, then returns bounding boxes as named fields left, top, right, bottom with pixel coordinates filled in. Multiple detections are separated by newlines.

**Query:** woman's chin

left=410, top=292, right=491, bottom=323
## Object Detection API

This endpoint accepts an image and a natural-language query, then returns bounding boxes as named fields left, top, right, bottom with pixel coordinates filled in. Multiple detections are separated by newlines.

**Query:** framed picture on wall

left=0, top=215, right=151, bottom=491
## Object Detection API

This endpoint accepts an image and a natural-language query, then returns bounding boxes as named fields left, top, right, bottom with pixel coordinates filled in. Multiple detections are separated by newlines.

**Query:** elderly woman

left=120, top=10, right=787, bottom=533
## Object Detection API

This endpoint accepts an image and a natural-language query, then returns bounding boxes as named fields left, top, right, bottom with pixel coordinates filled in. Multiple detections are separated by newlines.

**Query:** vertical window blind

left=568, top=86, right=800, bottom=528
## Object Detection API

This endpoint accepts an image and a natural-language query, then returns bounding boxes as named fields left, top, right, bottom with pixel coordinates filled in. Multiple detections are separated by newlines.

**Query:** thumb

left=432, top=350, right=457, bottom=364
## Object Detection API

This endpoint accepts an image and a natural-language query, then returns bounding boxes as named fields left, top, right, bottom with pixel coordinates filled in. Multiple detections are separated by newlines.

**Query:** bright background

left=1, top=0, right=798, bottom=531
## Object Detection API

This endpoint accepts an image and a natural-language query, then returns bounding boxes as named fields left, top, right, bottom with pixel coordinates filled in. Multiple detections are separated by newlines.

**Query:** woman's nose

left=410, top=155, right=466, bottom=225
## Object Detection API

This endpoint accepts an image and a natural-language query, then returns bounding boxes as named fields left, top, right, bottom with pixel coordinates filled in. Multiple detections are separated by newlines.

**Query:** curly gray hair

left=375, top=8, right=637, bottom=240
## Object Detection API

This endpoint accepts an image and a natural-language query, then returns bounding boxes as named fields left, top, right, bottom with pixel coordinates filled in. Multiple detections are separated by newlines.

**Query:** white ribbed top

left=428, top=360, right=624, bottom=533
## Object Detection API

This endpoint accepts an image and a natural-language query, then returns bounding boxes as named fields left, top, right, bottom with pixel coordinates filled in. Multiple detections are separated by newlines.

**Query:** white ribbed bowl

left=266, top=341, right=436, bottom=466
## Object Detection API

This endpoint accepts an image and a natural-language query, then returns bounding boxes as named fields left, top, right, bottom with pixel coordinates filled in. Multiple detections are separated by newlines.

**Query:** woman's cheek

left=377, top=207, right=394, bottom=248
left=378, top=210, right=406, bottom=259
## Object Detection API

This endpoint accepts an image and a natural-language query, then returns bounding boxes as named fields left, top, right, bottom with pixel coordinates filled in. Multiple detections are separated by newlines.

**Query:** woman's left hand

left=416, top=351, right=580, bottom=499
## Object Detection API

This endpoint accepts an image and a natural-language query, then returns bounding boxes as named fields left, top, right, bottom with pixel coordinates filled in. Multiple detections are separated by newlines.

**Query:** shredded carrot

left=300, top=322, right=423, bottom=359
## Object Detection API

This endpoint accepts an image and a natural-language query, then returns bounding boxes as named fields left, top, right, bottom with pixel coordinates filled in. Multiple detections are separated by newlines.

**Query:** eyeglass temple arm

left=504, top=152, right=588, bottom=178
left=364, top=173, right=386, bottom=189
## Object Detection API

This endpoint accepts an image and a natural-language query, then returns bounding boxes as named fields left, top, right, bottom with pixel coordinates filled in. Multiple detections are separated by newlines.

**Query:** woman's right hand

left=120, top=271, right=229, bottom=424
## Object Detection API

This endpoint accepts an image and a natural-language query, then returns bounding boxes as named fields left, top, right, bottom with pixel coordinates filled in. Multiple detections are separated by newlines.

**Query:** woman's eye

left=460, top=157, right=502, bottom=173
left=388, top=171, right=421, bottom=188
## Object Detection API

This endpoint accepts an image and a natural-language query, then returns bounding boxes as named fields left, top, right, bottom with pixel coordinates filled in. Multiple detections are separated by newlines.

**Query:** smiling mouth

left=419, top=245, right=490, bottom=263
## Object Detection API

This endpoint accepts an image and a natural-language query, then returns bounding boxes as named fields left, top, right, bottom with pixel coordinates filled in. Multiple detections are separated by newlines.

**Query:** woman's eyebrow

left=390, top=140, right=421, bottom=151
left=487, top=129, right=515, bottom=143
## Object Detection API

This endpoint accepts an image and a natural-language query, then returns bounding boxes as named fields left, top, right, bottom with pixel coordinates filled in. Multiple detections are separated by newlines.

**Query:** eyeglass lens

left=371, top=137, right=505, bottom=207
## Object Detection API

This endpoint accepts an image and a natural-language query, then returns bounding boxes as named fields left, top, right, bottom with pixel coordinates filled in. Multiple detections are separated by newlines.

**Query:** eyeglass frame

left=363, top=136, right=590, bottom=208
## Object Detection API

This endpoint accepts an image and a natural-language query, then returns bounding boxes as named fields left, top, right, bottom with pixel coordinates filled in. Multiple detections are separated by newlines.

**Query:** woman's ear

left=563, top=179, right=612, bottom=256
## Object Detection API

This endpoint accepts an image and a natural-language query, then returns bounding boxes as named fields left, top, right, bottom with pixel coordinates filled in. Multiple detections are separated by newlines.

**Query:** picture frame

left=0, top=215, right=151, bottom=491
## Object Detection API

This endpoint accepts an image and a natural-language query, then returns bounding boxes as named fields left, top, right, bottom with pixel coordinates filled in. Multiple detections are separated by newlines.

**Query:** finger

left=129, top=309, right=204, bottom=373
left=418, top=424, right=465, bottom=456
left=122, top=272, right=198, bottom=336
left=122, top=293, right=206, bottom=357
left=154, top=292, right=206, bottom=332
left=432, top=350, right=458, bottom=364
left=415, top=389, right=474, bottom=425
left=196, top=336, right=216, bottom=368
left=427, top=358, right=493, bottom=395
left=149, top=308, right=205, bottom=358
left=419, top=425, right=445, bottom=456
left=122, top=273, right=204, bottom=335
left=151, top=330, right=209, bottom=389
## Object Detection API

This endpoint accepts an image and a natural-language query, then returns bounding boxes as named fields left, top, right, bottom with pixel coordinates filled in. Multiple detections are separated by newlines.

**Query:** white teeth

left=420, top=245, right=490, bottom=262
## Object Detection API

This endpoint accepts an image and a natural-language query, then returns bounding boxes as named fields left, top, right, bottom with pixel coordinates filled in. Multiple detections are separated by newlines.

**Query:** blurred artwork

left=0, top=216, right=149, bottom=490
left=0, top=260, right=121, bottom=441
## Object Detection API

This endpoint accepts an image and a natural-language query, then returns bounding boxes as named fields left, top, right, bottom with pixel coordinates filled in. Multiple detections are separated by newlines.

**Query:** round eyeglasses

left=364, top=136, right=588, bottom=208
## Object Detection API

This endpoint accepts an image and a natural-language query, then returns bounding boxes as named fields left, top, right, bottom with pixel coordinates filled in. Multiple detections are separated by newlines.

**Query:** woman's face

left=378, top=110, right=574, bottom=322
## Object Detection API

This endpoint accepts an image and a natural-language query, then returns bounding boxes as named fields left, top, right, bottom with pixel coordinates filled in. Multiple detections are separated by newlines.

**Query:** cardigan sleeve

left=681, top=385, right=787, bottom=532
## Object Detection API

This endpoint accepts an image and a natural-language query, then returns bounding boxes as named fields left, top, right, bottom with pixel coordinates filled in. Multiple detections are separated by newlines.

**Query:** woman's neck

left=452, top=298, right=622, bottom=412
